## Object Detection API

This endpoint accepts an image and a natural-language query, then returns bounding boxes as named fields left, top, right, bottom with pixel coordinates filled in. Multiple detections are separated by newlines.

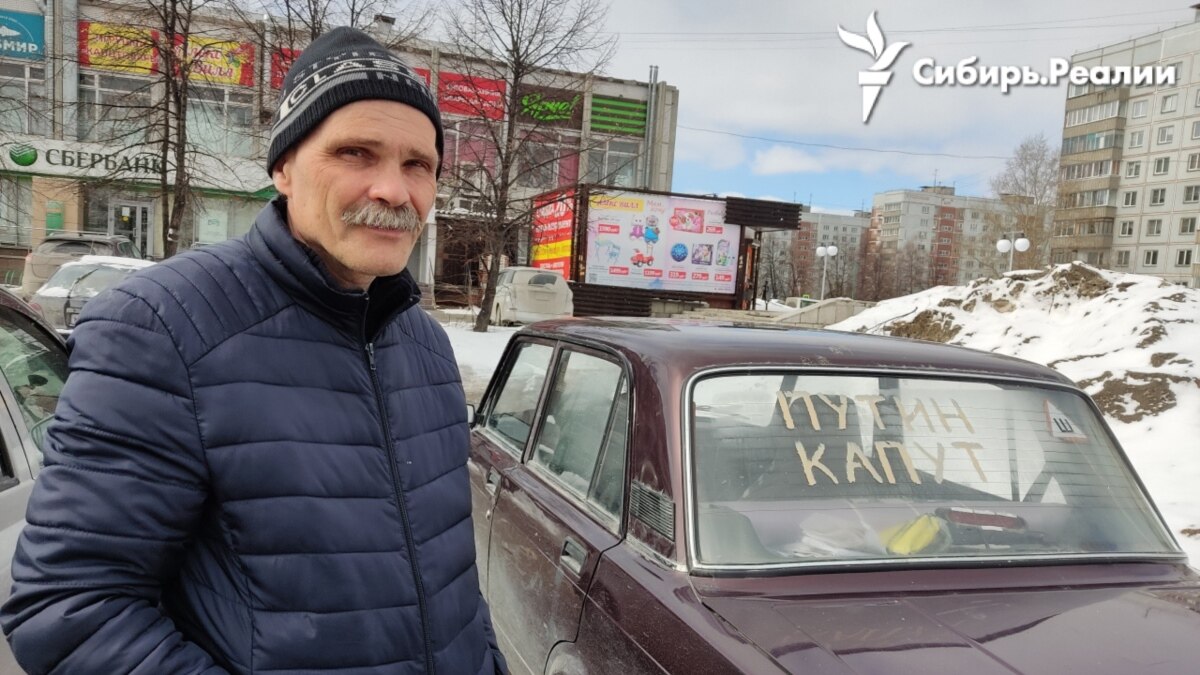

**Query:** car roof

left=60, top=255, right=156, bottom=270
left=519, top=317, right=1075, bottom=386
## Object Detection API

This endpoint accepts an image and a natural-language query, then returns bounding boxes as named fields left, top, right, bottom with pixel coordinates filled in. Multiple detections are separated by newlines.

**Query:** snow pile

left=831, top=262, right=1200, bottom=556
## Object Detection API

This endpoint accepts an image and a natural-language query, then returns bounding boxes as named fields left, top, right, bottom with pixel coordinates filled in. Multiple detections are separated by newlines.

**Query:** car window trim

left=680, top=364, right=1186, bottom=573
left=478, top=336, right=560, bottom=461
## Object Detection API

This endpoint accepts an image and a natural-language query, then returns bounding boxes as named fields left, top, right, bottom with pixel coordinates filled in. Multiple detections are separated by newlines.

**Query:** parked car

left=0, top=288, right=69, bottom=672
left=29, top=256, right=156, bottom=335
left=490, top=267, right=573, bottom=326
left=19, top=232, right=142, bottom=301
left=468, top=318, right=1198, bottom=675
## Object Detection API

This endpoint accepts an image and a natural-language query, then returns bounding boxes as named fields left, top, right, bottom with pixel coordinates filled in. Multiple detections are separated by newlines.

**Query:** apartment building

left=860, top=186, right=1022, bottom=299
left=1055, top=15, right=1200, bottom=287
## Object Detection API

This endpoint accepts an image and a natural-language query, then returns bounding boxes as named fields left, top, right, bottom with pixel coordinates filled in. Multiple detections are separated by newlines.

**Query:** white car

left=491, top=267, right=573, bottom=326
left=28, top=256, right=156, bottom=335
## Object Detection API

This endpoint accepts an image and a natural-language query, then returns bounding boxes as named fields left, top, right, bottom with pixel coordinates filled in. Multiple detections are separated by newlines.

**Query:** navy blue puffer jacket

left=1, top=200, right=505, bottom=674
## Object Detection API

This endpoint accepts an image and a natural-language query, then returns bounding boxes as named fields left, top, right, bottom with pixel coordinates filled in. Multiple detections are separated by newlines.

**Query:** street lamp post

left=995, top=233, right=1030, bottom=272
left=816, top=244, right=839, bottom=300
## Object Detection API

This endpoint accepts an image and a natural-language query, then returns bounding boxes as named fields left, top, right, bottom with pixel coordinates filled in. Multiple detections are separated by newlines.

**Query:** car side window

left=486, top=341, right=554, bottom=454
left=0, top=308, right=68, bottom=471
left=529, top=351, right=625, bottom=512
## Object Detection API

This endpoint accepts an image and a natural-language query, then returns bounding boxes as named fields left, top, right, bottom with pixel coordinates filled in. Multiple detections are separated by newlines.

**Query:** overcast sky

left=597, top=1, right=1199, bottom=212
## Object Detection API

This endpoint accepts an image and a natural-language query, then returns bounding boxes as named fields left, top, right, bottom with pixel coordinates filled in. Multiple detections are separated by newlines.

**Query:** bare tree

left=757, top=231, right=796, bottom=300
left=441, top=0, right=616, bottom=332
left=988, top=133, right=1058, bottom=270
left=229, top=0, right=434, bottom=58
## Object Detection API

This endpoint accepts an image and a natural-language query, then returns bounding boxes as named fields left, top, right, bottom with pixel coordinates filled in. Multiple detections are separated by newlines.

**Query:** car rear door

left=485, top=344, right=630, bottom=674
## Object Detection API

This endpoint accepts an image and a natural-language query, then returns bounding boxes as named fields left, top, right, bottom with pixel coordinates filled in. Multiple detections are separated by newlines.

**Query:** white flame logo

left=838, top=12, right=910, bottom=123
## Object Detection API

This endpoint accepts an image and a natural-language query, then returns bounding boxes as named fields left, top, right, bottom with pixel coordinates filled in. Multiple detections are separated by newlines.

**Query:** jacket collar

left=246, top=197, right=421, bottom=338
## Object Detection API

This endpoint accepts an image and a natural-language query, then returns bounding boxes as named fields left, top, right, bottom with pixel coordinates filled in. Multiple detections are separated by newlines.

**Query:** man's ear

left=272, top=152, right=294, bottom=197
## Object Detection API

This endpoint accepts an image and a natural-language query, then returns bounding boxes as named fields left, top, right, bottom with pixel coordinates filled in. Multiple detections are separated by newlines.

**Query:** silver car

left=28, top=256, right=156, bottom=335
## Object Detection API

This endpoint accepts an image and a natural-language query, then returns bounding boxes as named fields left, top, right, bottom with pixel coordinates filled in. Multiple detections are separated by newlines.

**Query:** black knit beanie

left=266, top=27, right=443, bottom=176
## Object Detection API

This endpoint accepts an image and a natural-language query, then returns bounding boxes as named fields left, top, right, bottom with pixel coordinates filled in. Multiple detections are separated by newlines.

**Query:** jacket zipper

left=365, top=340, right=437, bottom=674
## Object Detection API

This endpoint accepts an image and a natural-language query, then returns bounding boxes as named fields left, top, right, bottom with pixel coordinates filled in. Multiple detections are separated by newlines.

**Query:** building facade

left=0, top=0, right=678, bottom=291
left=1055, top=16, right=1200, bottom=287
left=860, top=186, right=1020, bottom=300
left=789, top=209, right=869, bottom=300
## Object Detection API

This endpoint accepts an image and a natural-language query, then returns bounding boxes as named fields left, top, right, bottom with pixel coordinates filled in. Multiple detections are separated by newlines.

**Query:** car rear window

left=689, top=373, right=1179, bottom=568
left=528, top=273, right=559, bottom=286
left=38, top=241, right=94, bottom=255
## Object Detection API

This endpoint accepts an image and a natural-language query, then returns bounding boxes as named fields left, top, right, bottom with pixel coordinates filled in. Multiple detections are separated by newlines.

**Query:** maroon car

left=468, top=318, right=1198, bottom=675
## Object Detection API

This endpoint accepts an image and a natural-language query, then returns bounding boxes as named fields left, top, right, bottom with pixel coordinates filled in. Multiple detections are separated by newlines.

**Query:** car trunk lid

left=694, top=565, right=1200, bottom=674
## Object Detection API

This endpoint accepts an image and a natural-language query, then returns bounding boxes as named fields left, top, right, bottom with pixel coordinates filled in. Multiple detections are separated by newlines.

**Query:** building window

left=1116, top=250, right=1131, bottom=266
left=1154, top=157, right=1171, bottom=174
left=1161, top=93, right=1178, bottom=113
left=1119, top=220, right=1134, bottom=236
left=1177, top=249, right=1194, bottom=267
left=585, top=139, right=640, bottom=188
left=1157, top=125, right=1175, bottom=145
left=1146, top=219, right=1163, bottom=236
left=1125, top=161, right=1141, bottom=178
left=1190, top=153, right=1200, bottom=171
left=186, top=86, right=255, bottom=158
left=1069, top=82, right=1089, bottom=98
left=1150, top=189, right=1167, bottom=206
left=1185, top=186, right=1200, bottom=203
left=1123, top=190, right=1138, bottom=207
left=516, top=130, right=581, bottom=190
left=444, top=120, right=498, bottom=194
left=1182, top=217, right=1197, bottom=235
left=1130, top=99, right=1149, bottom=118
left=78, top=73, right=154, bottom=143
left=1129, top=130, right=1145, bottom=148
left=1144, top=250, right=1160, bottom=266
left=0, top=62, right=48, bottom=136
left=1192, top=121, right=1200, bottom=140
left=921, top=206, right=930, bottom=214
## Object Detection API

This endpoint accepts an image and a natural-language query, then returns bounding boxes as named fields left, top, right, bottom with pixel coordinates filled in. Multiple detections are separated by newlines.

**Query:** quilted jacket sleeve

left=0, top=288, right=228, bottom=674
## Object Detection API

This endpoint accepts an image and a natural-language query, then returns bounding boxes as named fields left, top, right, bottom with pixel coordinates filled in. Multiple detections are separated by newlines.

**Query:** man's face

left=271, top=100, right=438, bottom=290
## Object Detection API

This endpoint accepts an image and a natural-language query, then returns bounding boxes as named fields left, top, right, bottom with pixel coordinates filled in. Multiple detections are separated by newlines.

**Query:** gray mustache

left=342, top=202, right=424, bottom=231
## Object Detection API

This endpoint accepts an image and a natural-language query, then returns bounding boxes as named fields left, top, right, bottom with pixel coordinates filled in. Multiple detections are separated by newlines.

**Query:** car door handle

left=485, top=468, right=500, bottom=495
left=560, top=537, right=586, bottom=576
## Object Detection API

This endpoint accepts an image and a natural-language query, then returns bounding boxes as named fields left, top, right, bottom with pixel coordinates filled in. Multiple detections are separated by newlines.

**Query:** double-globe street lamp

left=816, top=244, right=839, bottom=300
left=996, top=233, right=1030, bottom=272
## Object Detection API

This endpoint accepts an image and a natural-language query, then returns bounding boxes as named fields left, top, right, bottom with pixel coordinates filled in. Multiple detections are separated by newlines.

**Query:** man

left=1, top=27, right=506, bottom=674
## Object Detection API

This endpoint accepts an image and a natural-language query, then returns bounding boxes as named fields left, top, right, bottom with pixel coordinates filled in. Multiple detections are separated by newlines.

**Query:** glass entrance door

left=109, top=201, right=153, bottom=257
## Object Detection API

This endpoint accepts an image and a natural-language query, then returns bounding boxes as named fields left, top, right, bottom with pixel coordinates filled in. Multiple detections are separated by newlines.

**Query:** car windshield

left=690, top=372, right=1179, bottom=568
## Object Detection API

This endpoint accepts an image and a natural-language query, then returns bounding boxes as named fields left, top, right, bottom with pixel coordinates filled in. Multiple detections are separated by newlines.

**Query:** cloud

left=673, top=127, right=746, bottom=170
left=752, top=146, right=825, bottom=175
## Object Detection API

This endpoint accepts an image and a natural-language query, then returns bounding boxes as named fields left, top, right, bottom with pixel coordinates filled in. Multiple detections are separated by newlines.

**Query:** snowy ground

left=439, top=265, right=1200, bottom=562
